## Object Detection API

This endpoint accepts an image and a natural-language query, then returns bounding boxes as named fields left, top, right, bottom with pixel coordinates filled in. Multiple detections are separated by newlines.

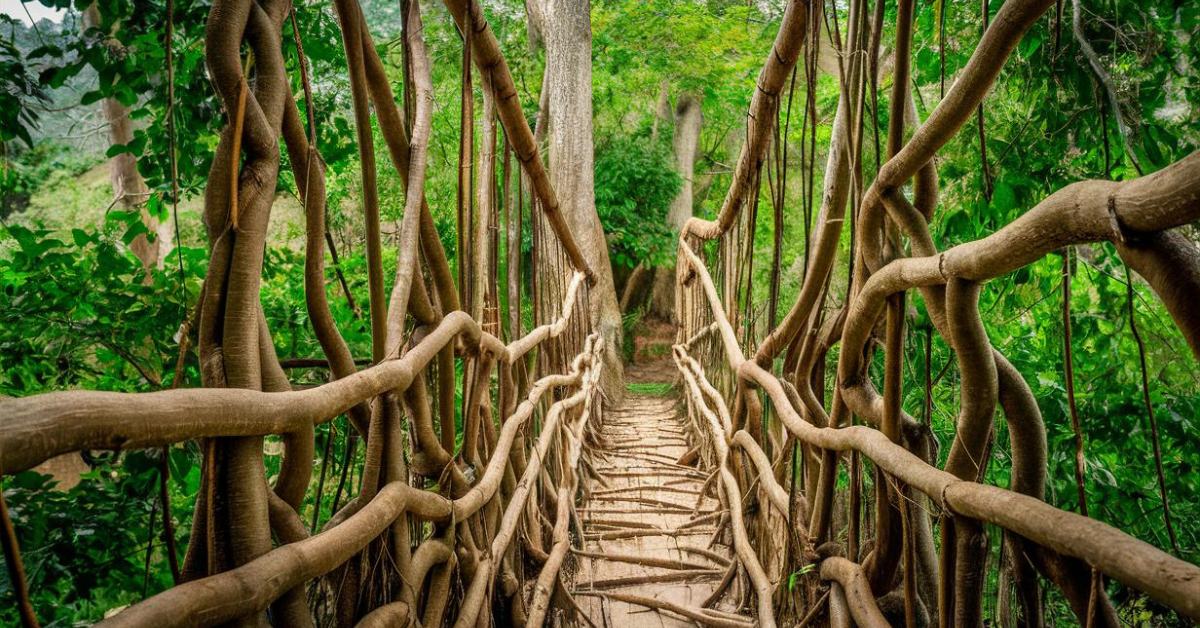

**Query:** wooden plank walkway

left=570, top=382, right=754, bottom=628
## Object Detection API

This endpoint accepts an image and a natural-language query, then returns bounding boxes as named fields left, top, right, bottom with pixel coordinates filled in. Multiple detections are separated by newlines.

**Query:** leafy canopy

left=594, top=133, right=680, bottom=268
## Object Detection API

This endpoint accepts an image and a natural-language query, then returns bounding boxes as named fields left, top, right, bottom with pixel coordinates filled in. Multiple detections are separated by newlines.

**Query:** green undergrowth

left=626, top=381, right=673, bottom=397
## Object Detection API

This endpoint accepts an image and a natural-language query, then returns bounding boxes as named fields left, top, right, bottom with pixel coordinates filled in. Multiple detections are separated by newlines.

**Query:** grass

left=625, top=381, right=673, bottom=397
left=642, top=343, right=671, bottom=357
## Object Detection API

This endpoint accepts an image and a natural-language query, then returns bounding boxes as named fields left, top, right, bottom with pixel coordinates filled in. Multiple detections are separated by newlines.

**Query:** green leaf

left=1019, top=32, right=1043, bottom=59
left=13, top=122, right=33, bottom=147
left=27, top=45, right=62, bottom=60
left=106, top=143, right=132, bottom=158
left=992, top=181, right=1017, bottom=212
left=121, top=220, right=150, bottom=246
left=80, top=90, right=104, bottom=106
left=71, top=229, right=93, bottom=247
left=1142, top=135, right=1165, bottom=169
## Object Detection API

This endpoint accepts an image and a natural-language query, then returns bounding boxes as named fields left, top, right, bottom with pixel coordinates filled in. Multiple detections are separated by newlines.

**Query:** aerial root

left=586, top=528, right=719, bottom=541
left=676, top=446, right=701, bottom=465
left=680, top=510, right=728, bottom=530
left=571, top=548, right=717, bottom=571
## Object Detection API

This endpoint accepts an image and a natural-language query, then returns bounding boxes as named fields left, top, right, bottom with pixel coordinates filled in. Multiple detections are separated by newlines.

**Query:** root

left=575, top=591, right=754, bottom=628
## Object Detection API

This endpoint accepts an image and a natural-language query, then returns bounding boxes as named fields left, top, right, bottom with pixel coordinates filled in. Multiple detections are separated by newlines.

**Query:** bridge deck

left=571, top=365, right=753, bottom=627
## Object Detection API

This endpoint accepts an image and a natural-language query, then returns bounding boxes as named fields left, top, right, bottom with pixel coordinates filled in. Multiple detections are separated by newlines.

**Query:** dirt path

left=570, top=357, right=753, bottom=627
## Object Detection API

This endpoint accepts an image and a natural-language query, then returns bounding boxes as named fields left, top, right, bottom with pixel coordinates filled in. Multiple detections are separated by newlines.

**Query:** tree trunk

left=543, top=0, right=624, bottom=389
left=648, top=92, right=702, bottom=321
left=83, top=4, right=160, bottom=274
left=650, top=78, right=670, bottom=142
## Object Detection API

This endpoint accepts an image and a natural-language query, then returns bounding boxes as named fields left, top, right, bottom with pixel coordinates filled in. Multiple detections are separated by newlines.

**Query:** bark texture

left=542, top=0, right=625, bottom=390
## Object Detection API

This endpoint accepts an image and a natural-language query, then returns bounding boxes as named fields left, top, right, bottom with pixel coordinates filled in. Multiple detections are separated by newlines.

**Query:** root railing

left=669, top=0, right=1200, bottom=625
left=675, top=238, right=1200, bottom=623
left=2, top=282, right=603, bottom=628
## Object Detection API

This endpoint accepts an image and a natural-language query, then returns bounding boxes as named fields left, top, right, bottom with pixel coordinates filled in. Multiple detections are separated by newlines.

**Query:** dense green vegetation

left=1, top=0, right=1197, bottom=625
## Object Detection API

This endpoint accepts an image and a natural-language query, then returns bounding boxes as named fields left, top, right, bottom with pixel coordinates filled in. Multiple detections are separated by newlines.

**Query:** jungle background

left=1, top=0, right=1198, bottom=624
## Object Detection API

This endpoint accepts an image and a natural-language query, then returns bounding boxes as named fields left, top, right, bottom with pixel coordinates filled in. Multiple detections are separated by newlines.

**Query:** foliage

left=0, top=210, right=201, bottom=394
left=593, top=0, right=776, bottom=134
left=2, top=140, right=102, bottom=217
left=0, top=456, right=184, bottom=626
left=0, top=15, right=48, bottom=147
left=593, top=133, right=680, bottom=268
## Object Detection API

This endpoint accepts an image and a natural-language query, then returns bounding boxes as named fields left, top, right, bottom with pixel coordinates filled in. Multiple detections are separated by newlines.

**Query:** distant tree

left=82, top=3, right=158, bottom=272
left=648, top=92, right=702, bottom=321
left=538, top=0, right=626, bottom=388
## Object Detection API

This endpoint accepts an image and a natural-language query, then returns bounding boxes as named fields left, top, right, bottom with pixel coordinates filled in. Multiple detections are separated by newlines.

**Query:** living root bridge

left=3, top=0, right=1200, bottom=625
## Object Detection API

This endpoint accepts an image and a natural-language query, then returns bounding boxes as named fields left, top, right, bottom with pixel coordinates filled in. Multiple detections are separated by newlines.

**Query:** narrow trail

left=571, top=344, right=754, bottom=627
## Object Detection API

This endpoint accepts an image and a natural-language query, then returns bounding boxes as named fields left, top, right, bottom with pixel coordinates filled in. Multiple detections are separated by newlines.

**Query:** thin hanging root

left=676, top=446, right=700, bottom=465
left=706, top=511, right=730, bottom=548
left=695, top=469, right=720, bottom=514
left=795, top=590, right=831, bottom=628
left=676, top=545, right=734, bottom=567
left=1063, top=249, right=1090, bottom=518
left=1124, top=264, right=1181, bottom=556
left=575, top=591, right=753, bottom=628
left=701, top=607, right=754, bottom=622
left=1, top=487, right=39, bottom=628
left=680, top=510, right=728, bottom=530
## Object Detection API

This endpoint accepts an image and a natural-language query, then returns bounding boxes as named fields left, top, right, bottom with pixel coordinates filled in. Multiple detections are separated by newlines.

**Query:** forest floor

left=568, top=318, right=753, bottom=627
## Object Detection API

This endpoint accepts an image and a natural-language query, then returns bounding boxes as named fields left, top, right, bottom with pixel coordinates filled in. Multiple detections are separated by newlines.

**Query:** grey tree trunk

left=83, top=4, right=160, bottom=273
left=650, top=79, right=670, bottom=143
left=648, top=93, right=703, bottom=321
left=543, top=0, right=625, bottom=390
